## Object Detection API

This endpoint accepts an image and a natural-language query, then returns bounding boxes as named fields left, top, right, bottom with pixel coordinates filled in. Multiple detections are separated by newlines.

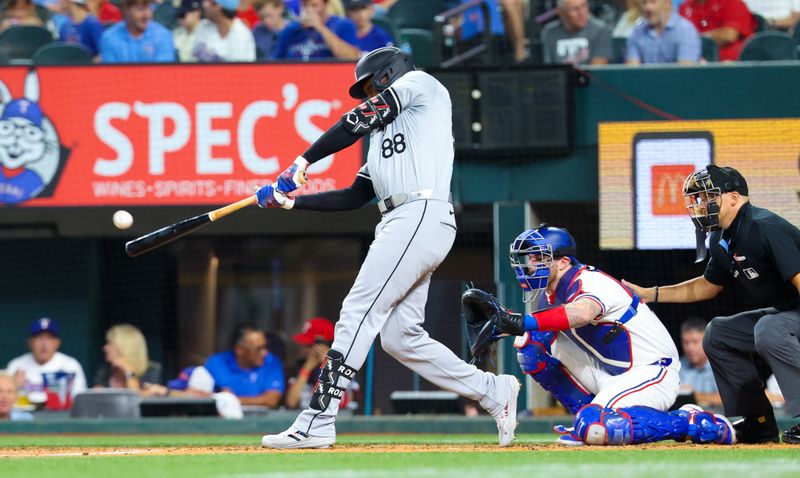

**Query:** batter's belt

left=378, top=189, right=452, bottom=215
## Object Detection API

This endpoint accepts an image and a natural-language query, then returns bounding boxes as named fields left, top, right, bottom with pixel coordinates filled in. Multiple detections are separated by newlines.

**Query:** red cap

left=292, top=317, right=335, bottom=346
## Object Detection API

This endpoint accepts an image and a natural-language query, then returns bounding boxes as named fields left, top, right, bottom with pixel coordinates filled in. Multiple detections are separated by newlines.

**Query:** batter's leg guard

left=514, top=331, right=594, bottom=414
left=310, top=349, right=358, bottom=411
left=572, top=404, right=735, bottom=446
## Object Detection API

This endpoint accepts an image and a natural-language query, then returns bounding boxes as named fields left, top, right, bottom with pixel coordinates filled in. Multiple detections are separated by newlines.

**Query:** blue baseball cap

left=1, top=99, right=44, bottom=128
left=215, top=0, right=239, bottom=11
left=167, top=366, right=215, bottom=393
left=30, top=317, right=59, bottom=337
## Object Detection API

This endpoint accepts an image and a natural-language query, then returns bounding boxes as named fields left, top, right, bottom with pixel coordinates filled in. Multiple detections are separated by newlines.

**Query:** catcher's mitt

left=462, top=288, right=523, bottom=363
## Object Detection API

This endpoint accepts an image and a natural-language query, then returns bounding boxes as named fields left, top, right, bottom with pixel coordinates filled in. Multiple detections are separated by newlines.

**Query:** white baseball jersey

left=547, top=265, right=679, bottom=374
left=6, top=351, right=88, bottom=398
left=358, top=70, right=454, bottom=200
left=288, top=70, right=511, bottom=439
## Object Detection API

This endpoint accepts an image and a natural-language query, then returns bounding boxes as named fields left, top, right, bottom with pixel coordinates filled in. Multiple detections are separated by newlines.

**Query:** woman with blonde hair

left=94, top=324, right=165, bottom=396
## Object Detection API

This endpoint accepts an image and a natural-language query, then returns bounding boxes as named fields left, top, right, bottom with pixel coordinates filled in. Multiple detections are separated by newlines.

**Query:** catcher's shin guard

left=572, top=404, right=734, bottom=445
left=310, top=349, right=357, bottom=411
left=514, top=332, right=594, bottom=414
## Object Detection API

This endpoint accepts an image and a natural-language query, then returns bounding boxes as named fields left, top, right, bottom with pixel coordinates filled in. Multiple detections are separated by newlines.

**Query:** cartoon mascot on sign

left=0, top=70, right=64, bottom=205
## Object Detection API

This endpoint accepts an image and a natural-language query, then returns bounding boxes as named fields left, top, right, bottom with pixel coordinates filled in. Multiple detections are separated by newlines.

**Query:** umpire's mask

left=683, top=165, right=749, bottom=233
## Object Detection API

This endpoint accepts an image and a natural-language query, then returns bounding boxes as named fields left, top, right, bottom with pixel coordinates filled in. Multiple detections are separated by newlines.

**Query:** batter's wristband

left=653, top=286, right=659, bottom=304
left=298, top=369, right=312, bottom=381
left=530, top=305, right=570, bottom=331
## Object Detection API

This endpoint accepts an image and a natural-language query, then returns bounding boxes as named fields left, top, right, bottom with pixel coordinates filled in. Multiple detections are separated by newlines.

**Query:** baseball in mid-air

left=113, top=210, right=134, bottom=230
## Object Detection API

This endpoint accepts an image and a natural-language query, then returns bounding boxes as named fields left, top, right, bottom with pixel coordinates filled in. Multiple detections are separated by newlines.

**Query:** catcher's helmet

left=348, top=46, right=414, bottom=99
left=509, top=225, right=577, bottom=302
left=683, top=165, right=748, bottom=232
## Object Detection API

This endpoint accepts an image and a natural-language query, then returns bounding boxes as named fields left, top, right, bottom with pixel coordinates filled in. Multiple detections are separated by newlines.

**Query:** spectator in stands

left=86, top=0, right=122, bottom=25
left=94, top=323, right=166, bottom=397
left=679, top=318, right=723, bottom=407
left=284, top=317, right=334, bottom=409
left=0, top=0, right=47, bottom=31
left=253, top=0, right=288, bottom=59
left=460, top=0, right=529, bottom=64
left=193, top=0, right=257, bottom=61
left=99, top=0, right=175, bottom=62
left=626, top=0, right=700, bottom=63
left=238, top=0, right=260, bottom=28
left=204, top=325, right=285, bottom=407
left=284, top=317, right=358, bottom=410
left=612, top=0, right=643, bottom=37
left=59, top=0, right=104, bottom=58
left=371, top=0, right=397, bottom=16
left=173, top=0, right=202, bottom=62
left=273, top=0, right=360, bottom=60
left=744, top=0, right=800, bottom=30
left=345, top=0, right=392, bottom=54
left=6, top=318, right=87, bottom=411
left=542, top=0, right=613, bottom=64
left=679, top=0, right=754, bottom=61
left=0, top=372, right=32, bottom=421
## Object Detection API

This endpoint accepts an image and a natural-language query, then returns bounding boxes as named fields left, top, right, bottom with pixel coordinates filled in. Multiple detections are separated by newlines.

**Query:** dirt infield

left=0, top=442, right=786, bottom=458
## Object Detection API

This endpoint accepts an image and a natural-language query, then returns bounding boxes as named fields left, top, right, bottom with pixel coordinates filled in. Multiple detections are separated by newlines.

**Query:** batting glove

left=256, top=184, right=295, bottom=210
left=275, top=156, right=309, bottom=194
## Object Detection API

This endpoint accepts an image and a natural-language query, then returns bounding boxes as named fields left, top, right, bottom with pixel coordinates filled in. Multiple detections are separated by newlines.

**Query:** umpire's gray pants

left=703, top=306, right=800, bottom=418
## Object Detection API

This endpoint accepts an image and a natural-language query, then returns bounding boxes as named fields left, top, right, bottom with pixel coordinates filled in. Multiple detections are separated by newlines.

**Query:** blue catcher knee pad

left=514, top=332, right=594, bottom=414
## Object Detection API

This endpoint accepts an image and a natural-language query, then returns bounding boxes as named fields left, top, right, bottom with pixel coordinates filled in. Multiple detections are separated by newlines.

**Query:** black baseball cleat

left=782, top=423, right=800, bottom=444
left=731, top=413, right=780, bottom=444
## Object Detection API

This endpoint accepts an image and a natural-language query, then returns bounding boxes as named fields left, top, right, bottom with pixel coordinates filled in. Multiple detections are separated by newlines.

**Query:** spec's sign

left=599, top=120, right=800, bottom=250
left=0, top=64, right=360, bottom=206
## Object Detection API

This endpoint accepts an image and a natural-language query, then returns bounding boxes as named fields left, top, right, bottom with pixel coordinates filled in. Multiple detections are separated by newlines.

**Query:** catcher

left=463, top=224, right=735, bottom=446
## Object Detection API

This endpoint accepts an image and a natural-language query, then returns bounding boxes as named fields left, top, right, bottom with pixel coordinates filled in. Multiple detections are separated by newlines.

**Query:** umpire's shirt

left=705, top=202, right=800, bottom=310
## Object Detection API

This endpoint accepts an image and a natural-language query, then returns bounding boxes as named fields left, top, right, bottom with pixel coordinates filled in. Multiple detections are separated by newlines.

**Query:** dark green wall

left=0, top=240, right=97, bottom=372
left=456, top=63, right=800, bottom=203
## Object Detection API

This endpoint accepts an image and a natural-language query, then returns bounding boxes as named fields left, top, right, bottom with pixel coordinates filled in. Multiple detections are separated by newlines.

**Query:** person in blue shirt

left=204, top=325, right=285, bottom=407
left=626, top=0, right=700, bottom=64
left=59, top=0, right=104, bottom=58
left=99, top=0, right=175, bottom=63
left=273, top=0, right=359, bottom=60
left=460, top=0, right=528, bottom=63
left=344, top=0, right=392, bottom=54
left=678, top=318, right=722, bottom=407
left=253, top=0, right=288, bottom=59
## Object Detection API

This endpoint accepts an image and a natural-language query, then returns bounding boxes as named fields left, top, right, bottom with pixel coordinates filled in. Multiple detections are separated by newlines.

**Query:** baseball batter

left=465, top=225, right=735, bottom=446
left=257, top=47, right=519, bottom=449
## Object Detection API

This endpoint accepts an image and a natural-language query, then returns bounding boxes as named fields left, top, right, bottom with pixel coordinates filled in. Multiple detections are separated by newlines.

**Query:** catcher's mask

left=348, top=46, right=414, bottom=99
left=509, top=225, right=577, bottom=303
left=683, top=165, right=748, bottom=233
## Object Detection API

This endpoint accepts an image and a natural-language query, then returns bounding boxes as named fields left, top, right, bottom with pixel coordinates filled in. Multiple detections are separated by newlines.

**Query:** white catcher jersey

left=359, top=71, right=454, bottom=200
left=547, top=265, right=679, bottom=375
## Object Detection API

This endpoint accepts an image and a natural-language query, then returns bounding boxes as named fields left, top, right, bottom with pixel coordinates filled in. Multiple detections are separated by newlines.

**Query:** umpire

left=625, top=165, right=800, bottom=444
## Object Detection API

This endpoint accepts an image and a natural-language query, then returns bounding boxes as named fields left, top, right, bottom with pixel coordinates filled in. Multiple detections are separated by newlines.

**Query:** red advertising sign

left=0, top=64, right=361, bottom=206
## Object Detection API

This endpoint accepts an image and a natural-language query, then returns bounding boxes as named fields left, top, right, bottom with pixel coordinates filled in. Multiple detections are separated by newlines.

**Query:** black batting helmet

left=348, top=47, right=415, bottom=99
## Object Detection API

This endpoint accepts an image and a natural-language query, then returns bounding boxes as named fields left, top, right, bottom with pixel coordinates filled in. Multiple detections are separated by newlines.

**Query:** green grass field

left=0, top=434, right=798, bottom=478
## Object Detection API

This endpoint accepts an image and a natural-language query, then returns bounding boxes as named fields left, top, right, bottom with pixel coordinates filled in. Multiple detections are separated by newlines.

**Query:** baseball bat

left=125, top=195, right=257, bottom=257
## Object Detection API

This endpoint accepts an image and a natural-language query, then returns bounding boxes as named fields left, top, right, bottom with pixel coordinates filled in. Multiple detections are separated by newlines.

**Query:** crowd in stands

left=1, top=313, right=785, bottom=421
left=0, top=0, right=797, bottom=66
left=0, top=316, right=360, bottom=420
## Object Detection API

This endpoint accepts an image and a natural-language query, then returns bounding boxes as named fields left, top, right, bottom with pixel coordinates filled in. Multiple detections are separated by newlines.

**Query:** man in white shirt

left=6, top=318, right=87, bottom=410
left=744, top=0, right=800, bottom=30
left=173, top=0, right=203, bottom=62
left=193, top=0, right=257, bottom=62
